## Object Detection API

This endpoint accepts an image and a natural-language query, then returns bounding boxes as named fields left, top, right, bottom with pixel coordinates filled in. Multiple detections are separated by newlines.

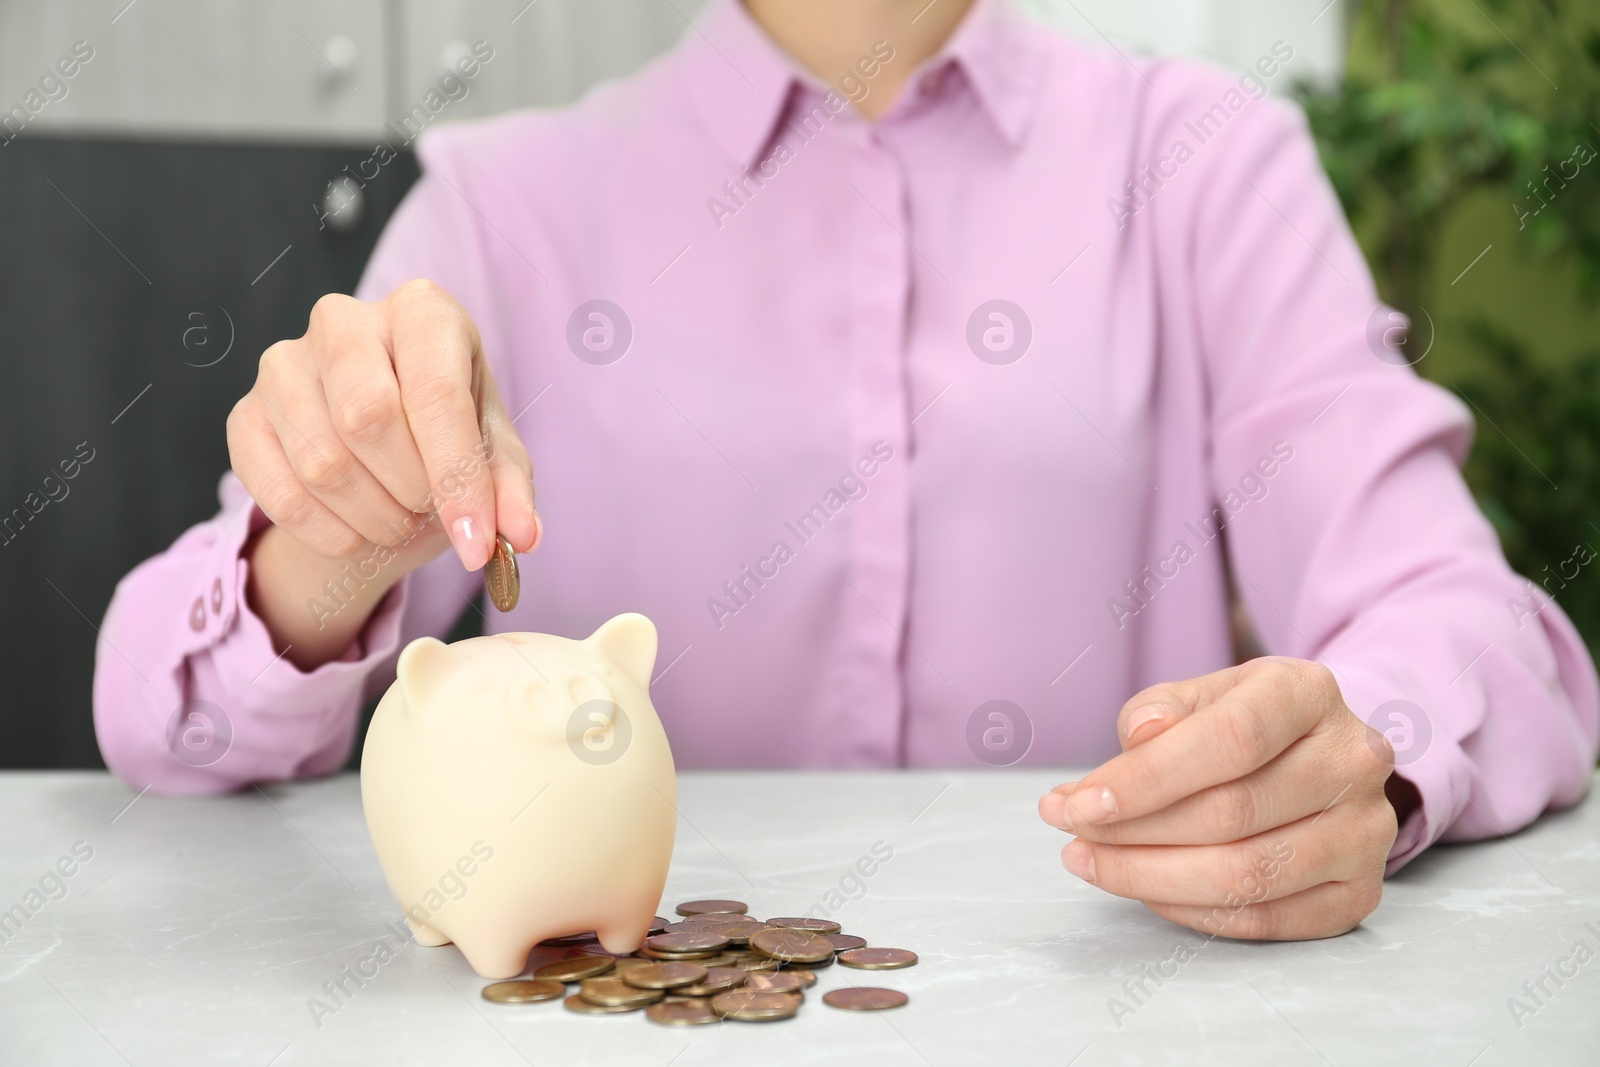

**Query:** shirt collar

left=680, top=0, right=1049, bottom=167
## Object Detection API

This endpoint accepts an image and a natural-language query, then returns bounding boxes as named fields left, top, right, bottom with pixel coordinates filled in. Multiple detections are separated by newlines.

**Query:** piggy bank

left=360, top=613, right=677, bottom=979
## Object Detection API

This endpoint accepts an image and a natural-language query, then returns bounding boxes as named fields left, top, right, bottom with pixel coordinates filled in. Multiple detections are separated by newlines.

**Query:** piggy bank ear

left=396, top=636, right=463, bottom=711
left=587, top=613, right=657, bottom=689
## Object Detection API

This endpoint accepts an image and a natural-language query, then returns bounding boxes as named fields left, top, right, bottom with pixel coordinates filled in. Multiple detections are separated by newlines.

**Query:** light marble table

left=1, top=770, right=1596, bottom=1066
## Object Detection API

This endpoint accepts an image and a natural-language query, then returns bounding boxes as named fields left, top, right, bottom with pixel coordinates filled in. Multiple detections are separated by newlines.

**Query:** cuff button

left=210, top=576, right=224, bottom=613
left=189, top=596, right=207, bottom=632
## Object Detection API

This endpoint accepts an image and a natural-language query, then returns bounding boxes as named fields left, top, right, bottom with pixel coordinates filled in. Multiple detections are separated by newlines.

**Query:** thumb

left=476, top=371, right=540, bottom=554
left=1113, top=662, right=1248, bottom=752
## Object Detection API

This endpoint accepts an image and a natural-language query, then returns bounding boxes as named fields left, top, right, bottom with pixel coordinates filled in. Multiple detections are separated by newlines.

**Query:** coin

left=765, top=917, right=842, bottom=934
left=741, top=972, right=806, bottom=994
left=823, top=987, right=909, bottom=1011
left=485, top=534, right=519, bottom=612
left=650, top=916, right=672, bottom=933
left=785, top=969, right=818, bottom=987
left=563, top=993, right=641, bottom=1015
left=682, top=912, right=761, bottom=926
left=646, top=1000, right=723, bottom=1026
left=826, top=934, right=868, bottom=952
left=749, top=928, right=835, bottom=964
left=623, top=962, right=708, bottom=990
left=534, top=957, right=616, bottom=983
left=611, top=958, right=654, bottom=974
left=565, top=944, right=636, bottom=959
left=675, top=967, right=748, bottom=997
left=711, top=989, right=802, bottom=1021
left=636, top=945, right=718, bottom=961
left=676, top=899, right=748, bottom=916
left=645, top=931, right=730, bottom=955
left=537, top=931, right=597, bottom=947
left=837, top=947, right=917, bottom=970
left=686, top=953, right=738, bottom=968
left=579, top=977, right=665, bottom=1007
left=695, top=920, right=769, bottom=945
left=731, top=956, right=781, bottom=972
left=481, top=979, right=564, bottom=1004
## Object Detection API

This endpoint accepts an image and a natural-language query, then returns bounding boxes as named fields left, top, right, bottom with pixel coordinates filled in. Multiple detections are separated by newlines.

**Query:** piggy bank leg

left=454, top=936, right=534, bottom=980
left=594, top=912, right=656, bottom=956
left=405, top=916, right=451, bottom=947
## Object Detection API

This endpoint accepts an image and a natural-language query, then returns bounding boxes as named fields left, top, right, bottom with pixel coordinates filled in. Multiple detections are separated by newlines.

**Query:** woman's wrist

left=243, top=521, right=437, bottom=671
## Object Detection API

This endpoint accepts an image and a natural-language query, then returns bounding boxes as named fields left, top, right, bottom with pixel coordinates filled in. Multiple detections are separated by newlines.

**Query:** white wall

left=0, top=0, right=1343, bottom=143
left=1019, top=0, right=1348, bottom=86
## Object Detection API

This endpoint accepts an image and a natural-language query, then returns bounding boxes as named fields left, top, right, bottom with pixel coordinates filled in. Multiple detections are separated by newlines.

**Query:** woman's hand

left=1038, top=657, right=1399, bottom=940
left=227, top=280, right=539, bottom=669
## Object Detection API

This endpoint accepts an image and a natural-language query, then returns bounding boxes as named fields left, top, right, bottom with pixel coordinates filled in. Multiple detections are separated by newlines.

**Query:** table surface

left=1, top=770, right=1597, bottom=1066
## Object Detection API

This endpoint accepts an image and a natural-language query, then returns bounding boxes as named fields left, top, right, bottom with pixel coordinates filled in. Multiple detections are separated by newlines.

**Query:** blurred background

left=2, top=0, right=1596, bottom=770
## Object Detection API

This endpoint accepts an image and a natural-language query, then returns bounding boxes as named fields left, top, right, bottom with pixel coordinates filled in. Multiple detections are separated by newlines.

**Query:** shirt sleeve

left=1167, top=74, right=1600, bottom=871
left=91, top=128, right=515, bottom=795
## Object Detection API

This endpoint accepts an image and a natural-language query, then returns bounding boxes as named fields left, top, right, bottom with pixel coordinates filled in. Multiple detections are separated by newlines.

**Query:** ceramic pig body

left=360, top=613, right=676, bottom=979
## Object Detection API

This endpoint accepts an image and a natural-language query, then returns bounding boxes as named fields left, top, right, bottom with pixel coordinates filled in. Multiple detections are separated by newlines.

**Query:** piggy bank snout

left=505, top=672, right=631, bottom=757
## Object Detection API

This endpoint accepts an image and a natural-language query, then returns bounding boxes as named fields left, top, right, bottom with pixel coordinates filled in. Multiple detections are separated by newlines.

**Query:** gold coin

left=785, top=969, right=817, bottom=987
left=646, top=1000, right=723, bottom=1026
left=645, top=931, right=730, bottom=955
left=765, top=917, right=842, bottom=934
left=676, top=899, right=748, bottom=916
left=687, top=953, right=740, bottom=968
left=623, top=962, right=708, bottom=990
left=749, top=928, right=835, bottom=964
left=534, top=957, right=615, bottom=983
left=822, top=987, right=909, bottom=1011
left=579, top=977, right=665, bottom=1007
left=741, top=972, right=806, bottom=994
left=481, top=979, right=564, bottom=1004
left=565, top=944, right=635, bottom=959
left=563, top=993, right=640, bottom=1015
left=610, top=958, right=654, bottom=974
left=711, top=989, right=801, bottom=1021
left=485, top=533, right=519, bottom=611
left=837, top=947, right=917, bottom=970
left=636, top=945, right=719, bottom=961
left=732, top=956, right=781, bottom=972
left=691, top=919, right=769, bottom=946
left=675, top=967, right=748, bottom=997
left=537, top=930, right=597, bottom=947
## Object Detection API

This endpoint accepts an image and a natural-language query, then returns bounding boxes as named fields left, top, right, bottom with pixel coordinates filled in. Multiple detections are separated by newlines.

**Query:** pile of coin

left=479, top=898, right=916, bottom=1026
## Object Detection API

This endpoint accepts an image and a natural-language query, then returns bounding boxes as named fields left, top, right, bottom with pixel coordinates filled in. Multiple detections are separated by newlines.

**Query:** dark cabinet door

left=0, top=135, right=420, bottom=770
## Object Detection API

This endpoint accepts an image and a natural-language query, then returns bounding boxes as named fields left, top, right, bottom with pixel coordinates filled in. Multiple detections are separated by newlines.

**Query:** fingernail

left=1038, top=792, right=1070, bottom=829
left=1068, top=785, right=1117, bottom=824
left=1125, top=705, right=1168, bottom=745
left=450, top=515, right=487, bottom=570
left=530, top=508, right=543, bottom=551
left=1062, top=840, right=1097, bottom=883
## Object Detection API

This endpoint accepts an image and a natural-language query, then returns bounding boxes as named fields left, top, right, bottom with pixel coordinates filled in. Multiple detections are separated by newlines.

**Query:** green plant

left=1293, top=0, right=1600, bottom=651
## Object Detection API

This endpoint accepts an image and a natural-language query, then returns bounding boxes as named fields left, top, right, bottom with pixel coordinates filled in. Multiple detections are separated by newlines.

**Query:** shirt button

left=189, top=596, right=207, bottom=632
left=920, top=70, right=945, bottom=96
left=210, top=577, right=224, bottom=613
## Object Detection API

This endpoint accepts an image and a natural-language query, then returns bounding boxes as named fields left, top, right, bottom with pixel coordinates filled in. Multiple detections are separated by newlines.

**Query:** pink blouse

left=92, top=0, right=1598, bottom=872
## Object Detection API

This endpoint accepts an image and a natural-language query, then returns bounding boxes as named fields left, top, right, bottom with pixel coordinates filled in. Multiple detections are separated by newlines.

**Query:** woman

left=93, top=0, right=1598, bottom=941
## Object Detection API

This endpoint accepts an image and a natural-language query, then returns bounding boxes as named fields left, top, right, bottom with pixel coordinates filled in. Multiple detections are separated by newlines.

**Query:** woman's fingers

left=1057, top=805, right=1379, bottom=908
left=476, top=366, right=540, bottom=553
left=228, top=392, right=365, bottom=560
left=257, top=341, right=421, bottom=550
left=1143, top=878, right=1385, bottom=941
left=314, top=296, right=435, bottom=517
left=1057, top=735, right=1359, bottom=846
left=1051, top=659, right=1339, bottom=830
left=387, top=280, right=499, bottom=571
